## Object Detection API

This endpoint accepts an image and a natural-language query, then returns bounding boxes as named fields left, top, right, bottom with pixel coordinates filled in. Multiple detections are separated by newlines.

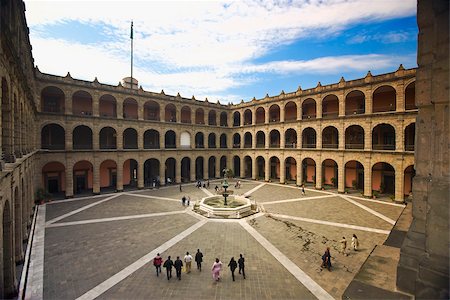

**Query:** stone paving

left=29, top=179, right=405, bottom=300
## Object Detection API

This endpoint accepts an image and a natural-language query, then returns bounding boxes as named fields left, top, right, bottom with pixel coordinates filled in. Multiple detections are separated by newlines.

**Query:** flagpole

left=130, top=20, right=133, bottom=89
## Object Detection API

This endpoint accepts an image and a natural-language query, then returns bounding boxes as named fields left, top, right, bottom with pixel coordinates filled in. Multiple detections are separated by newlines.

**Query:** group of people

left=181, top=195, right=191, bottom=206
left=196, top=180, right=209, bottom=189
left=321, top=234, right=360, bottom=271
left=153, top=250, right=246, bottom=282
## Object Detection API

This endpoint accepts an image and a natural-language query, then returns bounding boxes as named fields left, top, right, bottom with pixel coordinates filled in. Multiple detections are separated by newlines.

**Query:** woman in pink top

left=211, top=258, right=222, bottom=281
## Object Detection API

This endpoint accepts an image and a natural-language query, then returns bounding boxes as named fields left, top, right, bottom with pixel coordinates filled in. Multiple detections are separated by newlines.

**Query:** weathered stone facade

left=397, top=0, right=449, bottom=298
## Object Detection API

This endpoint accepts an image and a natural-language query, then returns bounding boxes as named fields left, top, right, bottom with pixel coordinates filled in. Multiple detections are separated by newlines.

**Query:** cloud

left=348, top=30, right=415, bottom=44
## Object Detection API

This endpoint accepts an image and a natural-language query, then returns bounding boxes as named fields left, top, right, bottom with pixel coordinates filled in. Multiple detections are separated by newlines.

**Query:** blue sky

left=24, top=0, right=417, bottom=104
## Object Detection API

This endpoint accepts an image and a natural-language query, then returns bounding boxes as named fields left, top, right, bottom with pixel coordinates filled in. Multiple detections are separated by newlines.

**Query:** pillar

left=396, top=84, right=405, bottom=112
left=316, top=125, right=322, bottom=149
left=363, top=162, right=372, bottom=197
left=265, top=107, right=269, bottom=124
left=280, top=107, right=285, bottom=123
left=280, top=158, right=285, bottom=184
left=116, top=161, right=123, bottom=191
left=93, top=164, right=100, bottom=194
left=252, top=109, right=256, bottom=125
left=190, top=158, right=195, bottom=181
left=252, top=157, right=257, bottom=180
left=315, top=162, right=322, bottom=189
left=93, top=127, right=99, bottom=150
left=296, top=161, right=303, bottom=186
left=240, top=157, right=245, bottom=178
left=280, top=131, right=285, bottom=149
left=65, top=127, right=72, bottom=150
left=116, top=129, right=123, bottom=149
left=215, top=157, right=221, bottom=179
left=117, top=101, right=123, bottom=119
left=65, top=163, right=74, bottom=198
left=203, top=158, right=209, bottom=180
left=396, top=122, right=404, bottom=151
left=298, top=103, right=302, bottom=120
left=137, top=159, right=144, bottom=188
left=338, top=161, right=345, bottom=193
left=175, top=157, right=181, bottom=183
left=365, top=91, right=372, bottom=114
left=394, top=160, right=404, bottom=202
left=364, top=125, right=371, bottom=150
left=159, top=161, right=166, bottom=185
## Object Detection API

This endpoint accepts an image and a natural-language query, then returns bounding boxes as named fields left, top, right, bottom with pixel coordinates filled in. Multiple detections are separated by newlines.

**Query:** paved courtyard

left=26, top=180, right=406, bottom=300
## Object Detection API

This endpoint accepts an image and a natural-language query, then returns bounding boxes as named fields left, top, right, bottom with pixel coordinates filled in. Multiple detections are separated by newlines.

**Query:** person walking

left=321, top=247, right=332, bottom=271
left=163, top=256, right=173, bottom=280
left=340, top=237, right=347, bottom=255
left=187, top=196, right=191, bottom=206
left=301, top=184, right=306, bottom=196
left=184, top=252, right=193, bottom=273
left=181, top=196, right=186, bottom=206
left=153, top=253, right=163, bottom=277
left=174, top=256, right=183, bottom=280
left=179, top=184, right=182, bottom=192
left=351, top=234, right=359, bottom=251
left=228, top=257, right=238, bottom=281
left=238, top=254, right=246, bottom=279
left=195, top=249, right=203, bottom=271
left=211, top=258, right=222, bottom=281
left=207, top=179, right=210, bottom=188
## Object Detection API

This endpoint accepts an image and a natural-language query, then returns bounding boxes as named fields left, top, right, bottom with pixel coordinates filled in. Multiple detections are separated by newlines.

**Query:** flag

left=130, top=21, right=133, bottom=39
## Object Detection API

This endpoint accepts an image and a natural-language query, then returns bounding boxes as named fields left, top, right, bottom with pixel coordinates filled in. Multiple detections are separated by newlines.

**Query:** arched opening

left=123, top=159, right=138, bottom=189
left=195, top=157, right=204, bottom=180
left=165, top=158, right=176, bottom=184
left=285, top=157, right=297, bottom=182
left=99, top=127, right=117, bottom=149
left=220, top=112, right=228, bottom=126
left=269, top=130, right=280, bottom=148
left=345, top=90, right=365, bottom=115
left=144, top=100, right=160, bottom=121
left=208, top=110, right=216, bottom=125
left=42, top=162, right=66, bottom=195
left=322, top=94, right=339, bottom=118
left=100, top=160, right=117, bottom=191
left=285, top=128, right=297, bottom=148
left=372, top=124, right=396, bottom=150
left=123, top=128, right=138, bottom=149
left=72, top=90, right=92, bottom=116
left=302, top=158, right=316, bottom=184
left=373, top=85, right=396, bottom=113
left=208, top=156, right=216, bottom=178
left=269, top=104, right=280, bottom=123
left=220, top=156, right=227, bottom=176
left=208, top=133, right=216, bottom=148
left=2, top=201, right=14, bottom=298
left=143, top=129, right=160, bottom=149
left=165, top=130, right=176, bottom=148
left=322, top=126, right=339, bottom=149
left=270, top=156, right=280, bottom=180
left=41, top=86, right=65, bottom=113
left=285, top=101, right=297, bottom=121
left=302, top=127, right=316, bottom=148
left=345, top=161, right=364, bottom=190
left=233, top=133, right=241, bottom=148
left=1, top=78, right=13, bottom=162
left=233, top=111, right=240, bottom=126
left=195, top=132, right=205, bottom=148
left=244, top=132, right=252, bottom=148
left=256, top=131, right=265, bottom=148
left=144, top=159, right=160, bottom=187
left=99, top=94, right=117, bottom=118
left=73, top=160, right=93, bottom=194
left=220, top=134, right=227, bottom=148
left=404, top=123, right=415, bottom=151
left=405, top=82, right=417, bottom=110
left=181, top=157, right=191, bottom=182
left=123, top=98, right=138, bottom=119
left=181, top=106, right=191, bottom=123
left=244, top=156, right=252, bottom=178
left=256, top=156, right=265, bottom=179
left=244, top=109, right=252, bottom=125
left=180, top=131, right=191, bottom=149
left=256, top=107, right=265, bottom=124
left=302, top=98, right=316, bottom=119
left=345, top=125, right=364, bottom=149
left=372, top=162, right=395, bottom=195
left=404, top=165, right=415, bottom=197
left=233, top=156, right=240, bottom=177
left=322, top=159, right=338, bottom=187
left=195, top=108, right=205, bottom=125
left=73, top=125, right=93, bottom=150
left=41, top=124, right=65, bottom=150
left=165, top=103, right=177, bottom=122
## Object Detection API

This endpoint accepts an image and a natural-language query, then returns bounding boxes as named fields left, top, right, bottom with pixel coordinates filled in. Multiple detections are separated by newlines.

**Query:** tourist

left=195, top=249, right=203, bottom=271
left=211, top=258, right=222, bottom=281
left=340, top=236, right=347, bottom=255
left=184, top=252, right=193, bottom=273
left=301, top=184, right=305, bottom=195
left=228, top=257, right=238, bottom=281
left=321, top=247, right=332, bottom=271
left=179, top=184, right=182, bottom=192
left=153, top=253, right=163, bottom=277
left=163, top=256, right=174, bottom=280
left=187, top=196, right=191, bottom=206
left=174, top=256, right=183, bottom=280
left=238, top=254, right=246, bottom=279
left=181, top=196, right=186, bottom=206
left=352, top=234, right=359, bottom=251
left=207, top=179, right=210, bottom=188
left=215, top=185, right=219, bottom=193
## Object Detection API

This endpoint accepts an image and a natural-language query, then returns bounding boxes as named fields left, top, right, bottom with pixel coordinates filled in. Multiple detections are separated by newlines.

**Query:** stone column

left=65, top=127, right=73, bottom=150
left=315, top=162, right=322, bottom=189
left=363, top=161, right=372, bottom=197
left=279, top=157, right=285, bottom=184
left=240, top=110, right=244, bottom=126
left=93, top=96, right=99, bottom=117
left=365, top=91, right=372, bottom=115
left=138, top=103, right=144, bottom=120
left=296, top=161, right=303, bottom=186
left=93, top=163, right=100, bottom=194
left=159, top=161, right=166, bottom=185
left=396, top=84, right=405, bottom=112
left=117, top=101, right=123, bottom=119
left=396, top=122, right=404, bottom=151
left=160, top=109, right=165, bottom=123
left=240, top=156, right=245, bottom=178
left=339, top=124, right=345, bottom=150
left=280, top=107, right=285, bottom=123
left=116, top=129, right=123, bottom=149
left=265, top=131, right=270, bottom=149
left=280, top=130, right=285, bottom=149
left=215, top=156, right=221, bottom=179
left=65, top=161, right=74, bottom=198
left=265, top=107, right=270, bottom=124
left=264, top=157, right=270, bottom=181
left=93, top=126, right=99, bottom=150
left=137, top=158, right=144, bottom=188
left=190, top=158, right=195, bottom=181
left=65, top=92, right=72, bottom=115
left=364, top=125, right=371, bottom=150
left=252, top=157, right=257, bottom=180
left=175, top=156, right=181, bottom=183
left=317, top=98, right=322, bottom=119
left=116, top=161, right=123, bottom=192
left=316, top=125, right=322, bottom=149
left=394, top=162, right=404, bottom=202
left=252, top=109, right=256, bottom=125
left=298, top=103, right=302, bottom=120
left=338, top=160, right=345, bottom=193
left=203, top=157, right=209, bottom=180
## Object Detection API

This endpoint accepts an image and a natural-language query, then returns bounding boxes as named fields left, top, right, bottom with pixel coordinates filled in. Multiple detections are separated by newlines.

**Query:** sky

left=24, top=0, right=417, bottom=104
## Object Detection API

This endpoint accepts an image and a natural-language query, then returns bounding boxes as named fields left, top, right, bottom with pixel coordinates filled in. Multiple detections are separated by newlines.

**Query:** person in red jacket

left=153, top=253, right=163, bottom=276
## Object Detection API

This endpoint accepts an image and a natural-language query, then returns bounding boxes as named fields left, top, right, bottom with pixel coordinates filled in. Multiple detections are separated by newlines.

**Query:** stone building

left=0, top=0, right=447, bottom=298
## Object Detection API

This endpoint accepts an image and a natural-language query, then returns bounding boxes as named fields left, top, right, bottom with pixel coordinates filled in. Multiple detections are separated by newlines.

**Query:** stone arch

left=345, top=90, right=365, bottom=115
left=165, top=103, right=177, bottom=122
left=180, top=131, right=191, bottom=149
left=244, top=156, right=252, bottom=178
left=181, top=106, right=191, bottom=123
left=220, top=133, right=227, bottom=148
left=42, top=162, right=66, bottom=195
left=302, top=127, right=316, bottom=148
left=220, top=112, right=228, bottom=126
left=322, top=159, right=338, bottom=186
left=73, top=125, right=93, bottom=149
left=302, top=98, right=316, bottom=119
left=322, top=126, right=339, bottom=149
left=123, top=98, right=138, bottom=119
left=208, top=133, right=216, bottom=148
left=165, top=130, right=176, bottom=148
left=195, top=132, right=205, bottom=148
left=372, top=162, right=395, bottom=195
left=256, top=156, right=265, bottom=179
left=1, top=77, right=13, bottom=162
left=270, top=156, right=280, bottom=179
left=285, top=157, right=297, bottom=181
left=144, top=158, right=159, bottom=187
left=233, top=111, right=240, bottom=126
left=372, top=124, right=396, bottom=150
left=404, top=123, right=415, bottom=151
left=100, top=160, right=117, bottom=190
left=144, top=129, right=160, bottom=149
left=344, top=160, right=364, bottom=190
left=220, top=156, right=227, bottom=176
left=373, top=85, right=396, bottom=113
left=322, top=94, right=339, bottom=118
left=404, top=165, right=415, bottom=196
left=195, top=157, right=204, bottom=180
left=345, top=125, right=364, bottom=149
left=208, top=156, right=216, bottom=178
left=256, top=107, right=265, bottom=124
left=181, top=157, right=191, bottom=182
left=244, top=132, right=252, bottom=148
left=195, top=108, right=205, bottom=125
left=244, top=109, right=252, bottom=125
left=233, top=155, right=240, bottom=177
left=269, top=129, right=280, bottom=148
left=14, top=186, right=23, bottom=262
left=285, top=128, right=297, bottom=148
left=233, top=133, right=241, bottom=148
left=73, top=160, right=94, bottom=194
left=72, top=90, right=92, bottom=116
left=144, top=100, right=160, bottom=121
left=2, top=200, right=14, bottom=298
left=165, top=158, right=176, bottom=183
left=256, top=131, right=265, bottom=148
left=405, top=81, right=417, bottom=110
left=285, top=101, right=297, bottom=121
left=123, top=159, right=138, bottom=188
left=269, top=104, right=280, bottom=122
left=99, top=94, right=117, bottom=117
left=99, top=126, right=117, bottom=149
left=302, top=158, right=316, bottom=184
left=208, top=110, right=217, bottom=125
left=123, top=128, right=138, bottom=149
left=41, top=123, right=65, bottom=150
left=41, top=86, right=65, bottom=113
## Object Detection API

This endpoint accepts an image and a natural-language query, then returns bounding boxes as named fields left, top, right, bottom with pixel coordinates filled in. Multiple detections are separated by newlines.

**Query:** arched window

left=41, top=124, right=65, bottom=150
left=72, top=90, right=92, bottom=116
left=41, top=86, right=65, bottom=113
left=372, top=124, right=396, bottom=150
left=73, top=125, right=93, bottom=149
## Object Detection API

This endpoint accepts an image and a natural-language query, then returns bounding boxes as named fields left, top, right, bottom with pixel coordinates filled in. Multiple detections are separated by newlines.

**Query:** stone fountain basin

left=199, top=195, right=251, bottom=218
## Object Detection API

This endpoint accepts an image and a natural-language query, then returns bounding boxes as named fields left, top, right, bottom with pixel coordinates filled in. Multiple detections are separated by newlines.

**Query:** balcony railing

left=244, top=144, right=252, bottom=148
left=42, top=144, right=65, bottom=150
left=284, top=143, right=297, bottom=148
left=302, top=114, right=316, bottom=119
left=405, top=145, right=415, bottom=151
left=233, top=144, right=240, bottom=148
left=345, top=143, right=364, bottom=149
left=269, top=144, right=280, bottom=148
left=345, top=109, right=365, bottom=115
left=144, top=144, right=160, bottom=149
left=73, top=144, right=93, bottom=150
left=322, top=111, right=338, bottom=119
left=372, top=144, right=395, bottom=150
left=256, top=143, right=265, bottom=148
left=322, top=143, right=338, bottom=149
left=165, top=144, right=176, bottom=149
left=302, top=144, right=316, bottom=149
left=100, top=145, right=117, bottom=149
left=195, top=145, right=204, bottom=148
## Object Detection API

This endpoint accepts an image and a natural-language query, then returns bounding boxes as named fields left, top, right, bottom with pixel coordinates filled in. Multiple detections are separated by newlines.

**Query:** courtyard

left=26, top=180, right=405, bottom=300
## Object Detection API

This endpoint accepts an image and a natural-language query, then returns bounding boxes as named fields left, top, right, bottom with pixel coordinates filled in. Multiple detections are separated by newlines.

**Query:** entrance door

left=384, top=175, right=395, bottom=194
left=75, top=175, right=86, bottom=193
left=110, top=170, right=117, bottom=188
left=357, top=172, right=364, bottom=190
left=47, top=177, right=59, bottom=193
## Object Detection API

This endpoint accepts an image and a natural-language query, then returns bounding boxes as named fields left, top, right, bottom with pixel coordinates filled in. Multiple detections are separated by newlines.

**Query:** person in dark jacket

left=321, top=247, right=332, bottom=271
left=195, top=249, right=203, bottom=271
left=163, top=256, right=173, bottom=280
left=238, top=254, right=246, bottom=279
left=228, top=257, right=238, bottom=281
left=174, top=256, right=183, bottom=280
left=153, top=253, right=163, bottom=276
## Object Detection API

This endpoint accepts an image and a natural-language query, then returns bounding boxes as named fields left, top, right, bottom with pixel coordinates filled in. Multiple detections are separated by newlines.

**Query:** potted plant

left=35, top=188, right=51, bottom=205
left=379, top=182, right=385, bottom=194
left=331, top=177, right=336, bottom=187
left=312, top=175, right=316, bottom=184
left=373, top=191, right=379, bottom=199
left=352, top=180, right=357, bottom=190
left=344, top=188, right=349, bottom=194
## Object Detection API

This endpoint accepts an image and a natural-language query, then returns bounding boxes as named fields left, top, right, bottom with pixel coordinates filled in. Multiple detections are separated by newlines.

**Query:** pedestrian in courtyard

left=195, top=249, right=203, bottom=271
left=211, top=258, right=222, bottom=281
left=153, top=253, right=163, bottom=277
left=238, top=254, right=246, bottom=279
left=187, top=196, right=191, bottom=206
left=181, top=195, right=186, bottom=206
left=163, top=256, right=174, bottom=280
left=301, top=184, right=306, bottom=195
left=340, top=236, right=347, bottom=255
left=351, top=234, right=359, bottom=251
left=174, top=256, right=183, bottom=280
left=215, top=185, right=219, bottom=193
left=321, top=247, right=332, bottom=271
left=228, top=257, right=238, bottom=281
left=184, top=252, right=193, bottom=273
left=179, top=184, right=182, bottom=192
left=207, top=179, right=210, bottom=188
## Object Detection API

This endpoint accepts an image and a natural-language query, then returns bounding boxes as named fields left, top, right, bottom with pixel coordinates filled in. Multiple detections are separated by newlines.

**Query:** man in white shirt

left=184, top=252, right=193, bottom=273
